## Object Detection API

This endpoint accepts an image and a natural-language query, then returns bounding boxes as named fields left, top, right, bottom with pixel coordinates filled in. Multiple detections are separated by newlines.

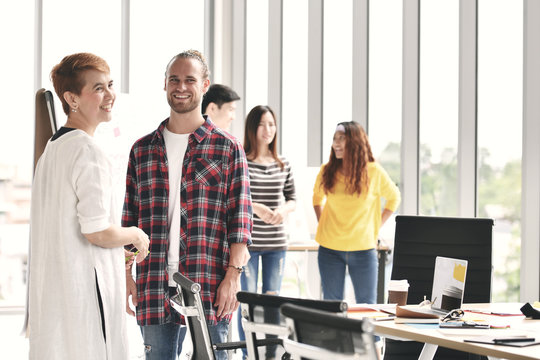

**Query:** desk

left=350, top=303, right=540, bottom=360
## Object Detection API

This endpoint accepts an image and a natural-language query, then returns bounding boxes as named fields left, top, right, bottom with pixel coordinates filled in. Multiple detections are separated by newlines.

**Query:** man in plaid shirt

left=123, top=50, right=252, bottom=360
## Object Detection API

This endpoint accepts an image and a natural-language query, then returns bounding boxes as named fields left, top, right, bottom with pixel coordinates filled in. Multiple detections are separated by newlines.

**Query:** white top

left=163, top=127, right=190, bottom=287
left=27, top=130, right=128, bottom=360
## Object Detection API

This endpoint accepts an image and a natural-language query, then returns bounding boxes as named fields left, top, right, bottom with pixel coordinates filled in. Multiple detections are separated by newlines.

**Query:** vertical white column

left=308, top=0, right=324, bottom=166
left=204, top=0, right=215, bottom=81
left=522, top=0, right=540, bottom=302
left=458, top=0, right=478, bottom=217
left=230, top=0, right=247, bottom=140
left=268, top=0, right=283, bottom=151
left=401, top=0, right=420, bottom=215
left=352, top=0, right=369, bottom=130
left=34, top=0, right=43, bottom=92
left=121, top=0, right=130, bottom=93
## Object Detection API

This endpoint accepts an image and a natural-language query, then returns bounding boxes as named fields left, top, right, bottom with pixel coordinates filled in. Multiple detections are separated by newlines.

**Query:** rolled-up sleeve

left=122, top=147, right=139, bottom=229
left=73, top=144, right=112, bottom=234
left=226, top=143, right=253, bottom=246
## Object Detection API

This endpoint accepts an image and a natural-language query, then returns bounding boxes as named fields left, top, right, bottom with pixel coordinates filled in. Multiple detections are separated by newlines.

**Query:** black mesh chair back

left=236, top=291, right=347, bottom=360
left=280, top=303, right=378, bottom=360
left=385, top=215, right=493, bottom=360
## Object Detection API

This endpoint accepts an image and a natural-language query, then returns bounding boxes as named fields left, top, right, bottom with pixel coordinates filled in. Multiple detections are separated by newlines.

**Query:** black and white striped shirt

left=248, top=156, right=296, bottom=251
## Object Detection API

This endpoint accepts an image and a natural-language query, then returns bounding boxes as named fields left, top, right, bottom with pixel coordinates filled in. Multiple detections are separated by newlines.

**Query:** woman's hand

left=268, top=207, right=286, bottom=225
left=124, top=249, right=135, bottom=269
left=253, top=203, right=275, bottom=224
left=130, top=227, right=150, bottom=263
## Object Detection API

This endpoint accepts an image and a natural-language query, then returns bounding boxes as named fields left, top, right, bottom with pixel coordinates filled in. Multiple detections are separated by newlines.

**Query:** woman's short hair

left=50, top=53, right=110, bottom=115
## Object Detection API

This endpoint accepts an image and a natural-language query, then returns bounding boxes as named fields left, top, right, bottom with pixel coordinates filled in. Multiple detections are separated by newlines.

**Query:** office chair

left=171, top=272, right=272, bottom=360
left=280, top=303, right=378, bottom=360
left=384, top=215, right=493, bottom=360
left=34, top=88, right=57, bottom=171
left=237, top=291, right=348, bottom=360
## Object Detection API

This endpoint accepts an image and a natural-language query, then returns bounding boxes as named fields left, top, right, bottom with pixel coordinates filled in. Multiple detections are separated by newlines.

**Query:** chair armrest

left=213, top=338, right=282, bottom=351
left=242, top=320, right=290, bottom=337
left=282, top=339, right=363, bottom=360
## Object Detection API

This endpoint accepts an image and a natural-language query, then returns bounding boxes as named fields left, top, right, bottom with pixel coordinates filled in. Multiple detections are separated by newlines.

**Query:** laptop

left=416, top=256, right=469, bottom=316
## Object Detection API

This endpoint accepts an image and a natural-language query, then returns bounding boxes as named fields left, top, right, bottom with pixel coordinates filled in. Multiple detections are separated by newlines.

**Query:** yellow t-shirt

left=312, top=162, right=401, bottom=251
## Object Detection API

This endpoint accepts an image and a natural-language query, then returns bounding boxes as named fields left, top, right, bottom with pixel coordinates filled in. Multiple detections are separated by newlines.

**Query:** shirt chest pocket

left=192, top=157, right=223, bottom=187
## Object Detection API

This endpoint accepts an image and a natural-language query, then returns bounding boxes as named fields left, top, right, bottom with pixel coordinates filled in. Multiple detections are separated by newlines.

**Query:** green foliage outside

left=377, top=142, right=521, bottom=302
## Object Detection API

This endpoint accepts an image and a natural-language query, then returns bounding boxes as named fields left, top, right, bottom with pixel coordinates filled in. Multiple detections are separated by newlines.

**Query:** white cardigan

left=27, top=130, right=128, bottom=360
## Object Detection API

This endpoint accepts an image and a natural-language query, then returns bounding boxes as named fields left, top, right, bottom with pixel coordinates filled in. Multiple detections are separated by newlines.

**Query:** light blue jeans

left=317, top=246, right=378, bottom=304
left=141, top=286, right=230, bottom=360
left=141, top=319, right=229, bottom=360
left=238, top=249, right=286, bottom=359
left=140, top=322, right=186, bottom=360
left=318, top=246, right=380, bottom=343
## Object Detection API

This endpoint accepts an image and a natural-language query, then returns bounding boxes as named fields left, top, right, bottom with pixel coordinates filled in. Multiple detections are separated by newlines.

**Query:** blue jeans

left=140, top=322, right=187, bottom=360
left=318, top=246, right=378, bottom=304
left=238, top=250, right=286, bottom=359
left=140, top=319, right=229, bottom=360
left=318, top=246, right=380, bottom=343
left=208, top=319, right=230, bottom=360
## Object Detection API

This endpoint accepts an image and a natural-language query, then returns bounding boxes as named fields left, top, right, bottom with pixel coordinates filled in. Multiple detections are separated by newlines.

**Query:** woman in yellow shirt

left=313, top=121, right=400, bottom=304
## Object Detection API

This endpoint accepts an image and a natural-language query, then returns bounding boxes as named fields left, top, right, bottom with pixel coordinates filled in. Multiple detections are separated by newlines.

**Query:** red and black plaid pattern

left=122, top=117, right=252, bottom=326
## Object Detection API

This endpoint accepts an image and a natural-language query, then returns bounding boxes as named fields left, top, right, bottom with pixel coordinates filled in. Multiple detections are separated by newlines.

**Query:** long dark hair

left=243, top=105, right=284, bottom=170
left=321, top=121, right=374, bottom=194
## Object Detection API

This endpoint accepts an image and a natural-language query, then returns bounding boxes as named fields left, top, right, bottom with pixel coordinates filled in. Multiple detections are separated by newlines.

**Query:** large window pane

left=322, top=0, right=353, bottom=160
left=419, top=0, right=459, bottom=216
left=368, top=0, right=403, bottom=188
left=0, top=2, right=34, bottom=310
left=478, top=0, right=522, bottom=302
left=245, top=0, right=269, bottom=111
left=283, top=0, right=308, bottom=170
left=42, top=0, right=121, bottom=92
left=282, top=0, right=315, bottom=247
left=128, top=1, right=205, bottom=141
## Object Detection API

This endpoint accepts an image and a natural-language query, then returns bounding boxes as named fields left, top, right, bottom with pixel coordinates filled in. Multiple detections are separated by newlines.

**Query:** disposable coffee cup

left=441, top=285, right=462, bottom=311
left=388, top=279, right=409, bottom=306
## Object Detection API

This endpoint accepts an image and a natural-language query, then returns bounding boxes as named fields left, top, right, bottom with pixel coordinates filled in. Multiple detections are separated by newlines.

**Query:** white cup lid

left=388, top=279, right=409, bottom=291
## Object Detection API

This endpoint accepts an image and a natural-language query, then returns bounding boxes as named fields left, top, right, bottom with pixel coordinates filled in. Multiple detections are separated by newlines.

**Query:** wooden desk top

left=351, top=303, right=540, bottom=360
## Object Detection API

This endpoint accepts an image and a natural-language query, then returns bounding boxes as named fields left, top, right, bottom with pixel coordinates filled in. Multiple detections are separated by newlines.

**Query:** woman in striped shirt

left=238, top=105, right=296, bottom=360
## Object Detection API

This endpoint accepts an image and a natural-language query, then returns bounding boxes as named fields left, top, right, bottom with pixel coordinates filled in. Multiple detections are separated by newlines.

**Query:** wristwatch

left=229, top=265, right=245, bottom=273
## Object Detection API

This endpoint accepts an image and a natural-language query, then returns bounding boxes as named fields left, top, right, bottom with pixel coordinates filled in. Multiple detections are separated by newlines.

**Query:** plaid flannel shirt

left=122, top=117, right=252, bottom=326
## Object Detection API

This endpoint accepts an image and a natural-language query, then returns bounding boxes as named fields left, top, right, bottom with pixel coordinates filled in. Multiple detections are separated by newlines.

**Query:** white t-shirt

left=163, top=127, right=190, bottom=287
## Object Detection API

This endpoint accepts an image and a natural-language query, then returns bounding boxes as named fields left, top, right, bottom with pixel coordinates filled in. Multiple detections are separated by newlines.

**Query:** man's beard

left=167, top=95, right=199, bottom=114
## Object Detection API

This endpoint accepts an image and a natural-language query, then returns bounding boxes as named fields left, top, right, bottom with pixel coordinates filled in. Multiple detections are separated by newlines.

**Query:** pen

left=493, top=337, right=535, bottom=343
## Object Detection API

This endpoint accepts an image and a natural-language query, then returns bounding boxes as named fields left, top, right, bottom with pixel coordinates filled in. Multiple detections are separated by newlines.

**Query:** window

left=478, top=0, right=523, bottom=302
left=0, top=1, right=34, bottom=308
left=245, top=0, right=269, bottom=111
left=368, top=0, right=403, bottom=188
left=322, top=0, right=353, bottom=160
left=419, top=0, right=459, bottom=216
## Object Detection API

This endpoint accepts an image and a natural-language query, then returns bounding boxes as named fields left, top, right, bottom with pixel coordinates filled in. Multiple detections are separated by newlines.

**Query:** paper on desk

left=347, top=303, right=396, bottom=313
left=438, top=328, right=527, bottom=337
left=394, top=317, right=440, bottom=324
left=407, top=323, right=440, bottom=330
left=396, top=305, right=440, bottom=319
